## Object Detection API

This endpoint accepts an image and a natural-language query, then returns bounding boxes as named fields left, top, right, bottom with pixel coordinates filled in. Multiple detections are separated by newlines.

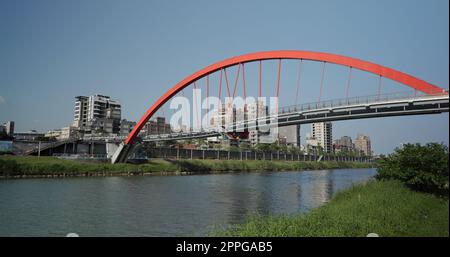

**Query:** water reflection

left=0, top=168, right=376, bottom=236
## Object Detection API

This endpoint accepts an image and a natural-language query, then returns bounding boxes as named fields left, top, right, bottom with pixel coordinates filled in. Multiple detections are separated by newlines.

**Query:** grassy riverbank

left=0, top=156, right=374, bottom=178
left=213, top=180, right=449, bottom=237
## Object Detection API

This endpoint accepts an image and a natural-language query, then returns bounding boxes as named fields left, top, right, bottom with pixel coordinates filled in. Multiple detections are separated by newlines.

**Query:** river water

left=0, top=168, right=377, bottom=236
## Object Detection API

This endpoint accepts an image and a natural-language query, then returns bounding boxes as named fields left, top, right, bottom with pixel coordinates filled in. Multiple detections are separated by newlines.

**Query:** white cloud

left=0, top=96, right=5, bottom=105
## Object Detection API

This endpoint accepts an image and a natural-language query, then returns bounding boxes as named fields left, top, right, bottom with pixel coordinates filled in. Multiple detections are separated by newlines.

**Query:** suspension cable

left=318, top=62, right=326, bottom=103
left=206, top=75, right=209, bottom=127
left=276, top=59, right=282, bottom=112
left=377, top=75, right=382, bottom=101
left=345, top=67, right=352, bottom=103
left=224, top=68, right=231, bottom=98
left=295, top=59, right=303, bottom=106
left=259, top=60, right=262, bottom=98
left=232, top=63, right=241, bottom=98
left=242, top=63, right=247, bottom=101
left=193, top=81, right=199, bottom=130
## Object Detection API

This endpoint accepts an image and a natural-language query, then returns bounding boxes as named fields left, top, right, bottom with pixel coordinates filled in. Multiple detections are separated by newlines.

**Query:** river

left=0, top=168, right=377, bottom=236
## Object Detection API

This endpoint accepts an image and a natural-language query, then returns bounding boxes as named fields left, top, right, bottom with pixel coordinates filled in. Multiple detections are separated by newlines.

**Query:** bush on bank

left=376, top=143, right=449, bottom=196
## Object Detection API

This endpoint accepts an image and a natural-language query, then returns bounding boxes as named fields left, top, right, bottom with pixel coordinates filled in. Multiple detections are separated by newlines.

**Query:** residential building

left=355, top=134, right=372, bottom=156
left=278, top=125, right=301, bottom=147
left=247, top=100, right=274, bottom=146
left=87, top=118, right=114, bottom=135
left=119, top=119, right=136, bottom=137
left=4, top=121, right=14, bottom=136
left=73, top=94, right=121, bottom=134
left=334, top=136, right=354, bottom=153
left=141, top=116, right=171, bottom=136
left=0, top=121, right=14, bottom=137
left=306, top=122, right=333, bottom=153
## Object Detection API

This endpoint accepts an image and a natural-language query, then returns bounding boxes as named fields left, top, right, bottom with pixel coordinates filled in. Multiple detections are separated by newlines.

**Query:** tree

left=376, top=143, right=449, bottom=195
left=254, top=143, right=279, bottom=153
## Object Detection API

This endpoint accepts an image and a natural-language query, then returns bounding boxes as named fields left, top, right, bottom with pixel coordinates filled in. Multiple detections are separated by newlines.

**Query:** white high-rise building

left=73, top=94, right=122, bottom=134
left=306, top=122, right=333, bottom=153
left=247, top=100, right=274, bottom=146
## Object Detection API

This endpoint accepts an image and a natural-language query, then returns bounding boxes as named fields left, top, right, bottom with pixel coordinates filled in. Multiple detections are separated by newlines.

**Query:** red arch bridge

left=112, top=50, right=449, bottom=163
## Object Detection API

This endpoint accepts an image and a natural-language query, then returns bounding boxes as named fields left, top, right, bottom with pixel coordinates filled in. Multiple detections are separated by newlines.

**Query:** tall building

left=355, top=134, right=372, bottom=156
left=73, top=94, right=121, bottom=134
left=247, top=100, right=274, bottom=146
left=73, top=96, right=89, bottom=128
left=278, top=125, right=301, bottom=147
left=0, top=121, right=14, bottom=137
left=210, top=101, right=236, bottom=131
left=5, top=121, right=14, bottom=136
left=306, top=122, right=333, bottom=153
left=334, top=136, right=353, bottom=152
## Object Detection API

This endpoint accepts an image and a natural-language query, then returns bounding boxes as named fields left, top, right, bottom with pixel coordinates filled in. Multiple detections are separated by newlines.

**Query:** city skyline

left=0, top=0, right=448, bottom=154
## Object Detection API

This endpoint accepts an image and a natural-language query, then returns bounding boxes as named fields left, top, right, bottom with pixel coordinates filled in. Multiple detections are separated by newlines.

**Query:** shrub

left=0, top=158, right=19, bottom=175
left=376, top=143, right=449, bottom=195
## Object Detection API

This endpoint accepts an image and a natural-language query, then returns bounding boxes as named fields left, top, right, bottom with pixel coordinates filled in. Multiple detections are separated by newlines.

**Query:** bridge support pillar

left=111, top=143, right=134, bottom=164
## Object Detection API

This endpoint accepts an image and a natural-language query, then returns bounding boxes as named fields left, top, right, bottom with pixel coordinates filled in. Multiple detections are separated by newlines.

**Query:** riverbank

left=0, top=156, right=374, bottom=179
left=213, top=180, right=449, bottom=237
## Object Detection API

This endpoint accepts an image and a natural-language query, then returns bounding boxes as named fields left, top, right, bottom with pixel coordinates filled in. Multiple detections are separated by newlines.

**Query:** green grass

left=172, top=159, right=372, bottom=172
left=0, top=156, right=179, bottom=176
left=0, top=155, right=374, bottom=178
left=213, top=180, right=449, bottom=237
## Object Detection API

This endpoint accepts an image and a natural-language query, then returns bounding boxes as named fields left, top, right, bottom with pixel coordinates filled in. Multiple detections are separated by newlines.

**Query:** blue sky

left=0, top=0, right=448, bottom=154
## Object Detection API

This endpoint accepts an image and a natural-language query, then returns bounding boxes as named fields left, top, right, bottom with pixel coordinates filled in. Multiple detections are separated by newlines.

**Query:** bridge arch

left=124, top=50, right=445, bottom=146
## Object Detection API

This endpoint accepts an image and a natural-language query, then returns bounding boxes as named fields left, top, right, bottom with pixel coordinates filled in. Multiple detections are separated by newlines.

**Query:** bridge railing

left=221, top=91, right=449, bottom=131
left=278, top=90, right=448, bottom=114
left=140, top=147, right=374, bottom=163
left=53, top=153, right=108, bottom=160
